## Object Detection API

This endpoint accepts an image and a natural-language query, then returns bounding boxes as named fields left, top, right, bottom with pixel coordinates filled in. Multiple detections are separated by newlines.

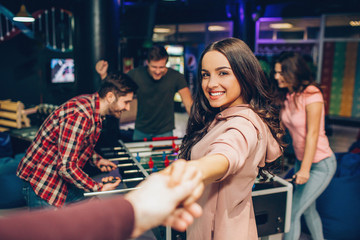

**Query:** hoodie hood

left=215, top=105, right=282, bottom=163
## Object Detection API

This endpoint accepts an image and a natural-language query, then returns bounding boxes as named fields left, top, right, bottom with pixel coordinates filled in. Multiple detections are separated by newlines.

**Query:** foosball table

left=84, top=138, right=183, bottom=240
left=85, top=138, right=292, bottom=240
left=86, top=138, right=181, bottom=193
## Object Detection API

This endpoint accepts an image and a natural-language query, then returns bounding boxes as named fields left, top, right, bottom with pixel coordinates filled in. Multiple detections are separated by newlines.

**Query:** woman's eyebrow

left=201, top=66, right=231, bottom=71
left=215, top=66, right=231, bottom=71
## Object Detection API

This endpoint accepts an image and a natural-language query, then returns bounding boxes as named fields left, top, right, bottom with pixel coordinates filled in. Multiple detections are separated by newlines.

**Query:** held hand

left=294, top=169, right=310, bottom=185
left=125, top=160, right=204, bottom=238
left=163, top=203, right=202, bottom=232
left=96, top=159, right=117, bottom=172
left=95, top=60, right=108, bottom=80
left=101, top=176, right=121, bottom=191
left=162, top=159, right=204, bottom=206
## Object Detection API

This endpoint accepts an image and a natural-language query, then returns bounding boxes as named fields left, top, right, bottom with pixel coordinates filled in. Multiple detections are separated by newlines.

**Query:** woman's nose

left=207, top=76, right=219, bottom=88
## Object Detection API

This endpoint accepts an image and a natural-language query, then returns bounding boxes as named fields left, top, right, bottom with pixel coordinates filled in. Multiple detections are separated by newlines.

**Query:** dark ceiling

left=2, top=0, right=360, bottom=25
left=155, top=0, right=360, bottom=24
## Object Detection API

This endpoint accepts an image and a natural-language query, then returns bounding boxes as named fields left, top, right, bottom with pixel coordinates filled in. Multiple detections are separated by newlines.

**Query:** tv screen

left=51, top=58, right=75, bottom=83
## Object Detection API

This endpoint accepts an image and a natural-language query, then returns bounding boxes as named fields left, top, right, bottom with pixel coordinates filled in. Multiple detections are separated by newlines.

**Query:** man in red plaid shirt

left=17, top=72, right=138, bottom=208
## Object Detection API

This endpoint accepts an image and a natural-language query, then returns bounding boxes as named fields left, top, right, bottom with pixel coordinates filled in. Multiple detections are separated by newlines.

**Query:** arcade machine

left=165, top=45, right=185, bottom=74
left=85, top=137, right=292, bottom=240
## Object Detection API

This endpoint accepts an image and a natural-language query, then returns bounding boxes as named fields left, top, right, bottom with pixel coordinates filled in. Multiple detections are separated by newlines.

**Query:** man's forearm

left=58, top=163, right=102, bottom=192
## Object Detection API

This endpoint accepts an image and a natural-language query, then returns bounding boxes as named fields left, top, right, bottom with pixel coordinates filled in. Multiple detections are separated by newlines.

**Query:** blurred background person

left=273, top=51, right=336, bottom=240
left=96, top=45, right=193, bottom=141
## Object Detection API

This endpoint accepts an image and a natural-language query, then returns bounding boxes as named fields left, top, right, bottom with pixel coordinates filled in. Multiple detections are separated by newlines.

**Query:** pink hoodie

left=187, top=105, right=282, bottom=240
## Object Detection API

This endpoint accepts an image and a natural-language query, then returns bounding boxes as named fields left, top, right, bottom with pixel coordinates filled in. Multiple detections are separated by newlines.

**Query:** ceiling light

left=208, top=25, right=226, bottom=31
left=349, top=20, right=360, bottom=27
left=269, top=23, right=293, bottom=29
left=154, top=28, right=171, bottom=33
left=13, top=4, right=35, bottom=22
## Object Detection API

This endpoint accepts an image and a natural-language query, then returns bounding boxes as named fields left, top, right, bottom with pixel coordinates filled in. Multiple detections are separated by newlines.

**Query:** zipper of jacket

left=211, top=182, right=222, bottom=240
left=211, top=220, right=215, bottom=240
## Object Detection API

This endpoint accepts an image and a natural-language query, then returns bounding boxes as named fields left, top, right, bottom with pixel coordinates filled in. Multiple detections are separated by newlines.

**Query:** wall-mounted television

left=50, top=58, right=75, bottom=83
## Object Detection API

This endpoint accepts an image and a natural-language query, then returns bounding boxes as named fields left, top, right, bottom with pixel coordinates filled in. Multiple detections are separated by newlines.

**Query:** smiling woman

left=178, top=37, right=285, bottom=240
left=201, top=51, right=243, bottom=110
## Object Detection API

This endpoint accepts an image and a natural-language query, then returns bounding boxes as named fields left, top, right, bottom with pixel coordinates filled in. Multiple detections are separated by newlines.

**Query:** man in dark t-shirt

left=96, top=45, right=193, bottom=141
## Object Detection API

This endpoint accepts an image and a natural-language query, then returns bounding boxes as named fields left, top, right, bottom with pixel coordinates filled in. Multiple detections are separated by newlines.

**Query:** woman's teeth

left=210, top=92, right=224, bottom=96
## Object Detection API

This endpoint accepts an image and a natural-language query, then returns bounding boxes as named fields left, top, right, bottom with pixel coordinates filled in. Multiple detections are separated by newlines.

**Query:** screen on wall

left=51, top=58, right=75, bottom=83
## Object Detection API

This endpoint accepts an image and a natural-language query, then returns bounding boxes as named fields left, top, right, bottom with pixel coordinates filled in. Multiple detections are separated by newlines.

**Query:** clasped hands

left=125, top=159, right=204, bottom=238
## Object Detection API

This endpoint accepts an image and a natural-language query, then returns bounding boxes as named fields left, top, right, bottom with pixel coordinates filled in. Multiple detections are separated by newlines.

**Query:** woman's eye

left=219, top=71, right=228, bottom=76
left=201, top=72, right=209, bottom=78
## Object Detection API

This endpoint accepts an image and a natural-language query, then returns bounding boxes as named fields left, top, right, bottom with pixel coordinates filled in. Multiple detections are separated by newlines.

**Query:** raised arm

left=95, top=60, right=109, bottom=80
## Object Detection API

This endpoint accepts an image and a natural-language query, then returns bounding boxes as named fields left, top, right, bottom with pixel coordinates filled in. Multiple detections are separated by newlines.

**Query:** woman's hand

left=294, top=169, right=310, bottom=185
left=125, top=160, right=203, bottom=237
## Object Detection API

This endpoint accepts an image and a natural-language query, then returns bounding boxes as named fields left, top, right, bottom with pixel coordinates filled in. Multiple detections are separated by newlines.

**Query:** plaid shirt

left=17, top=93, right=103, bottom=207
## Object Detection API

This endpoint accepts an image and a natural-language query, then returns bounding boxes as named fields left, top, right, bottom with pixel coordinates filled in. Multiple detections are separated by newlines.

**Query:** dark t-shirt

left=128, top=66, right=187, bottom=134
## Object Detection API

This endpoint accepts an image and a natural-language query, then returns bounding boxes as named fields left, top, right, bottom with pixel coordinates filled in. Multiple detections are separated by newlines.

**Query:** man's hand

left=96, top=159, right=117, bottom=172
left=101, top=176, right=121, bottom=191
left=125, top=160, right=204, bottom=238
left=95, top=60, right=108, bottom=80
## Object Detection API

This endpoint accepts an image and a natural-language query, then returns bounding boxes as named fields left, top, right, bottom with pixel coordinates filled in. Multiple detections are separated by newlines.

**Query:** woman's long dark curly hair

left=179, top=38, right=284, bottom=160
left=274, top=51, right=322, bottom=109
